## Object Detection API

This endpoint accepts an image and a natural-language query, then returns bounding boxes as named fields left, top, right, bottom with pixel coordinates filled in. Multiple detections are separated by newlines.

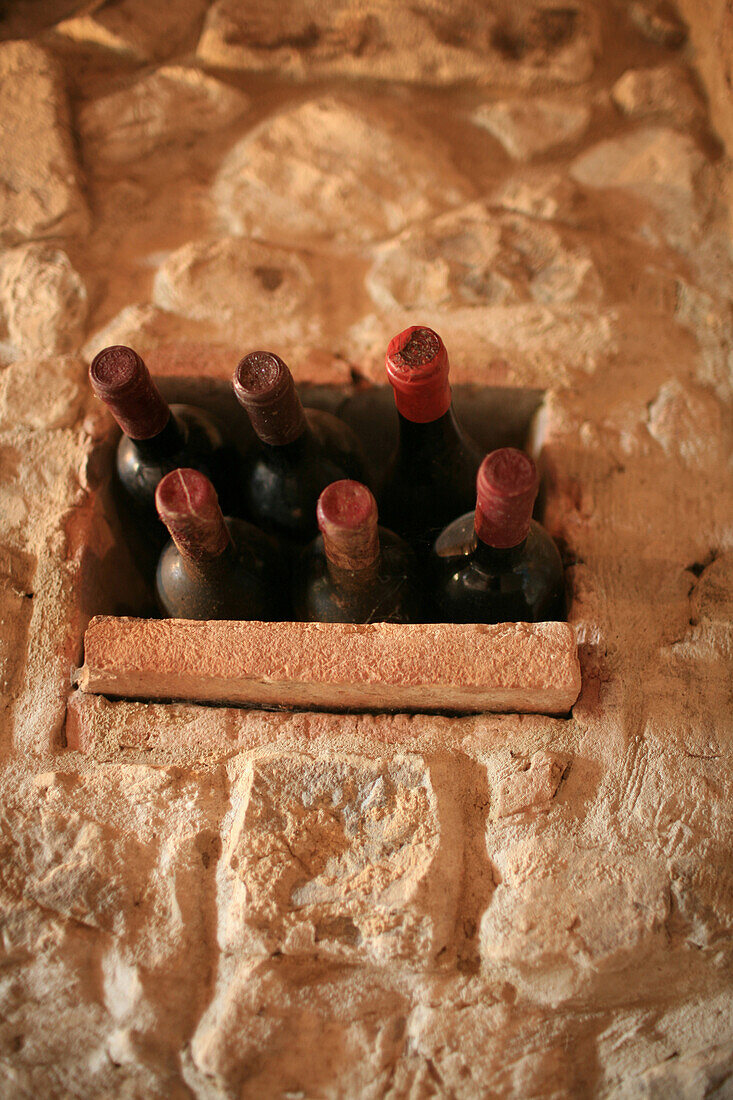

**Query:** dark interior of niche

left=102, top=377, right=548, bottom=619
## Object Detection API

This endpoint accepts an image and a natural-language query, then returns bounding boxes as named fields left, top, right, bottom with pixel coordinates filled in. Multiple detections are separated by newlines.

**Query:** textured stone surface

left=0, top=41, right=88, bottom=245
left=81, top=304, right=213, bottom=364
left=0, top=244, right=87, bottom=358
left=54, top=0, right=208, bottom=61
left=197, top=0, right=600, bottom=87
left=213, top=96, right=471, bottom=247
left=676, top=0, right=733, bottom=158
left=570, top=126, right=710, bottom=248
left=79, top=65, right=250, bottom=165
left=218, top=753, right=460, bottom=961
left=628, top=0, right=688, bottom=47
left=365, top=203, right=603, bottom=312
left=79, top=617, right=582, bottom=713
left=473, top=97, right=591, bottom=160
left=480, top=843, right=670, bottom=1000
left=152, top=237, right=321, bottom=349
left=611, top=64, right=705, bottom=127
left=0, top=0, right=732, bottom=1095
left=0, top=356, right=87, bottom=431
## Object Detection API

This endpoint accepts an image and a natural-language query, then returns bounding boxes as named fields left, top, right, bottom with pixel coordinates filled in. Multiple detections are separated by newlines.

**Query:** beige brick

left=78, top=616, right=582, bottom=715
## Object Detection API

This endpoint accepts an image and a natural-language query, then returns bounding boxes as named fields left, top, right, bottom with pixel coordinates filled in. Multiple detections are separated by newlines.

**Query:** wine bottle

left=233, top=351, right=368, bottom=543
left=377, top=325, right=485, bottom=554
left=155, top=468, right=287, bottom=621
left=430, top=448, right=565, bottom=624
left=296, top=480, right=420, bottom=624
left=89, top=345, right=231, bottom=530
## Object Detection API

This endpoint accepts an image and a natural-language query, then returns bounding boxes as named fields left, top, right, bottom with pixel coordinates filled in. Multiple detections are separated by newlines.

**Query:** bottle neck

left=91, top=345, right=171, bottom=440
left=179, top=537, right=235, bottom=583
left=130, top=411, right=186, bottom=459
left=395, top=405, right=466, bottom=455
left=472, top=529, right=528, bottom=569
left=326, top=552, right=381, bottom=592
left=245, top=383, right=308, bottom=447
left=264, top=414, right=312, bottom=456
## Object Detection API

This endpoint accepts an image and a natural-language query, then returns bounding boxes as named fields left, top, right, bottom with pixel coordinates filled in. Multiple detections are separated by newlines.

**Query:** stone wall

left=1, top=1, right=732, bottom=1096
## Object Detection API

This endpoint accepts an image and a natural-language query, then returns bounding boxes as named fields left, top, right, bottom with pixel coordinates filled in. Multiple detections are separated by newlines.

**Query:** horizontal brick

left=78, top=616, right=581, bottom=715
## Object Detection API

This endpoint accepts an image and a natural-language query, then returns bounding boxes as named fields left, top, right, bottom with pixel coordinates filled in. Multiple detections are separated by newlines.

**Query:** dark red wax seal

left=233, top=351, right=307, bottom=445
left=89, top=345, right=170, bottom=440
left=317, top=480, right=379, bottom=571
left=385, top=325, right=452, bottom=423
left=475, top=448, right=539, bottom=549
left=155, top=468, right=230, bottom=563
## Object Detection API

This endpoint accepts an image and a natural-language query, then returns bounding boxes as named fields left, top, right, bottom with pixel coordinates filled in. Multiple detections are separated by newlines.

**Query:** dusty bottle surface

left=155, top=467, right=288, bottom=621
left=233, top=350, right=368, bottom=544
left=377, top=325, right=485, bottom=555
left=89, top=345, right=232, bottom=535
left=430, top=448, right=565, bottom=624
left=296, top=480, right=421, bottom=624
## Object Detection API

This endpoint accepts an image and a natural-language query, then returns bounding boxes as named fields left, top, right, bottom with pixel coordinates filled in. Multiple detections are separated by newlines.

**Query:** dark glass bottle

left=155, top=468, right=287, bottom=621
left=296, top=480, right=420, bottom=624
left=430, top=448, right=565, bottom=624
left=233, top=351, right=368, bottom=543
left=89, top=345, right=231, bottom=532
left=377, top=326, right=485, bottom=555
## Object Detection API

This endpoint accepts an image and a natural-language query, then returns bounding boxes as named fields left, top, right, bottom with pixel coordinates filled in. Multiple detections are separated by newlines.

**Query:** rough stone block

left=366, top=203, right=602, bottom=313
left=215, top=753, right=461, bottom=962
left=570, top=126, right=710, bottom=249
left=54, top=0, right=208, bottom=61
left=0, top=245, right=87, bottom=358
left=78, top=616, right=582, bottom=715
left=0, top=357, right=87, bottom=432
left=0, top=763, right=224, bottom=1095
left=495, top=749, right=570, bottom=817
left=212, top=96, right=471, bottom=247
left=481, top=840, right=670, bottom=1002
left=152, top=237, right=320, bottom=349
left=473, top=97, right=591, bottom=160
left=78, top=66, right=250, bottom=165
left=611, top=65, right=704, bottom=127
left=0, top=41, right=88, bottom=245
left=81, top=305, right=213, bottom=365
left=197, top=0, right=599, bottom=88
left=188, top=958, right=409, bottom=1095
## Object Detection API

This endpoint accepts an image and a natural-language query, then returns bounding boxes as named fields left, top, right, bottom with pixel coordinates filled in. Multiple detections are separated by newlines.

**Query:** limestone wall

left=0, top=1, right=732, bottom=1096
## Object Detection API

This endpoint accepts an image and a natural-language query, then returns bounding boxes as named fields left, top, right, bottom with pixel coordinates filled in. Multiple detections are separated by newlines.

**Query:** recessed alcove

left=76, top=372, right=580, bottom=716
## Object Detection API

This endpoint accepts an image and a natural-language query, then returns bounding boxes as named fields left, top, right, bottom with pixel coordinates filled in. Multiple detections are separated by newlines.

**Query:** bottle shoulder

left=226, top=517, right=286, bottom=572
left=434, top=518, right=560, bottom=563
left=156, top=519, right=288, bottom=621
left=301, top=526, right=414, bottom=573
left=118, top=404, right=225, bottom=461
left=296, top=527, right=421, bottom=623
left=240, top=409, right=370, bottom=539
left=304, top=408, right=369, bottom=478
left=433, top=511, right=476, bottom=558
left=430, top=519, right=565, bottom=623
left=170, top=404, right=228, bottom=449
